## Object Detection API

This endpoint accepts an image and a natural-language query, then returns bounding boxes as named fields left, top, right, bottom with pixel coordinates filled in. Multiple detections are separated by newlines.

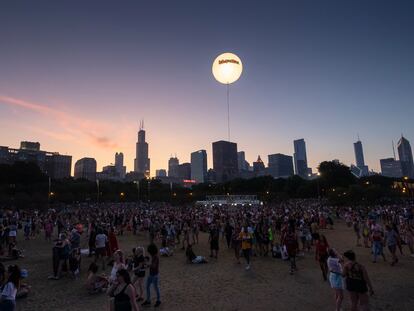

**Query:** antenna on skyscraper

left=392, top=140, right=396, bottom=160
left=357, top=133, right=360, bottom=141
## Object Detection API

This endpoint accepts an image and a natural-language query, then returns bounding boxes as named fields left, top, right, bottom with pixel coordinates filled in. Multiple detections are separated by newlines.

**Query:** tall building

left=134, top=121, right=150, bottom=177
left=397, top=136, right=414, bottom=178
left=168, top=157, right=180, bottom=178
left=253, top=155, right=265, bottom=173
left=0, top=141, right=71, bottom=179
left=353, top=140, right=369, bottom=177
left=191, top=150, right=207, bottom=183
left=177, top=163, right=191, bottom=180
left=74, top=158, right=97, bottom=181
left=114, top=152, right=126, bottom=179
left=380, top=158, right=403, bottom=178
left=293, top=139, right=309, bottom=178
left=237, top=151, right=249, bottom=172
left=155, top=169, right=167, bottom=177
left=268, top=153, right=294, bottom=179
left=212, top=140, right=238, bottom=183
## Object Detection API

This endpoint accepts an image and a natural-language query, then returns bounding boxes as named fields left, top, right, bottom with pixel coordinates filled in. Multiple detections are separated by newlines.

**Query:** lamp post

left=96, top=179, right=100, bottom=206
left=134, top=180, right=140, bottom=205
left=147, top=178, right=151, bottom=206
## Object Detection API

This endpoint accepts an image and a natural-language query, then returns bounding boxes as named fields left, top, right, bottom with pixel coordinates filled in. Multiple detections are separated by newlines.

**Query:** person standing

left=107, top=269, right=140, bottom=311
left=283, top=226, right=299, bottom=275
left=208, top=224, right=219, bottom=259
left=343, top=250, right=374, bottom=311
left=0, top=265, right=20, bottom=311
left=327, top=249, right=344, bottom=311
left=95, top=229, right=108, bottom=270
left=384, top=225, right=398, bottom=266
left=239, top=227, right=253, bottom=270
left=142, top=244, right=161, bottom=308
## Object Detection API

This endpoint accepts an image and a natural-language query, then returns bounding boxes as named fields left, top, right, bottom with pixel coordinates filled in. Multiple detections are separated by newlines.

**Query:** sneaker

left=154, top=301, right=161, bottom=307
left=245, top=265, right=250, bottom=270
left=142, top=300, right=151, bottom=306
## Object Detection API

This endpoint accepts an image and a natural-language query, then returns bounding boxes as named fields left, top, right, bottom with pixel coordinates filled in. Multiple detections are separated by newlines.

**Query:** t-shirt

left=95, top=233, right=107, bottom=248
left=327, top=257, right=342, bottom=274
left=239, top=232, right=252, bottom=250
left=1, top=282, right=17, bottom=301
left=149, top=255, right=159, bottom=276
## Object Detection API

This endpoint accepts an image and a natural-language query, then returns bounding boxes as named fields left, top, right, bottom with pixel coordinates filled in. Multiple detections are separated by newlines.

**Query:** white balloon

left=212, top=52, right=243, bottom=84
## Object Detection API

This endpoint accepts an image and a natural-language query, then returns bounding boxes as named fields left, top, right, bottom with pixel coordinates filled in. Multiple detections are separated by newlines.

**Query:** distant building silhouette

left=155, top=169, right=167, bottom=177
left=380, top=158, right=403, bottom=178
left=213, top=140, right=238, bottom=183
left=115, top=152, right=126, bottom=179
left=74, top=158, right=97, bottom=181
left=191, top=150, right=207, bottom=183
left=134, top=121, right=150, bottom=177
left=293, top=139, right=309, bottom=179
left=268, top=153, right=294, bottom=178
left=178, top=163, right=191, bottom=180
left=0, top=141, right=71, bottom=179
left=353, top=140, right=369, bottom=177
left=397, top=136, right=414, bottom=178
left=237, top=151, right=249, bottom=172
left=168, top=156, right=179, bottom=178
left=253, top=155, right=265, bottom=174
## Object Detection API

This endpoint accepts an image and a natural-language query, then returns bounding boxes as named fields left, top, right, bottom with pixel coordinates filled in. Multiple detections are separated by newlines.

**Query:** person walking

left=343, top=250, right=374, bottom=311
left=142, top=244, right=161, bottom=308
left=239, top=227, right=253, bottom=270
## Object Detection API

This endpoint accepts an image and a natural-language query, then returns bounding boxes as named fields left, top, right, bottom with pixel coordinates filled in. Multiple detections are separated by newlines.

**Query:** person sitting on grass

left=86, top=263, right=109, bottom=294
left=185, top=244, right=208, bottom=264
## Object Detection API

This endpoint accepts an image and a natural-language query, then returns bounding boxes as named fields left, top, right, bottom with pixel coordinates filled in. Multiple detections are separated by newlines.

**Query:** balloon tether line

left=227, top=83, right=230, bottom=142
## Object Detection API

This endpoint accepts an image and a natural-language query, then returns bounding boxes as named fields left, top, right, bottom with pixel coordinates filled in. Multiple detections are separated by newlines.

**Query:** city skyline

left=1, top=1, right=414, bottom=175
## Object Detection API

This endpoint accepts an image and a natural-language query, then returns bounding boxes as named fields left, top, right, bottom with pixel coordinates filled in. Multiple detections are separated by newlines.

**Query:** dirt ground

left=8, top=221, right=414, bottom=311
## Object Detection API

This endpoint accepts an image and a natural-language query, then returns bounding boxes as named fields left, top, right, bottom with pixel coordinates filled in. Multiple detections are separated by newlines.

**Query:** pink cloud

left=0, top=95, right=118, bottom=149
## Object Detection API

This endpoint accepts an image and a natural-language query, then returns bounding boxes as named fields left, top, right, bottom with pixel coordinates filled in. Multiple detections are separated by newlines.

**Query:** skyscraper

left=237, top=151, right=249, bottom=172
left=380, top=158, right=403, bottom=178
left=168, top=156, right=179, bottom=178
left=253, top=155, right=265, bottom=174
left=397, top=136, right=414, bottom=178
left=353, top=140, right=369, bottom=177
left=134, top=121, right=150, bottom=177
left=0, top=141, right=71, bottom=179
left=177, top=163, right=191, bottom=180
left=155, top=169, right=167, bottom=177
left=212, top=140, right=238, bottom=183
left=74, top=157, right=97, bottom=181
left=191, top=150, right=207, bottom=183
left=115, top=152, right=126, bottom=179
left=293, top=139, right=309, bottom=178
left=268, top=153, right=294, bottom=178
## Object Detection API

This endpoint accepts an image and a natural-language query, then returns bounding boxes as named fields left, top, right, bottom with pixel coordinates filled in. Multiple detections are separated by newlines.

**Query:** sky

left=1, top=0, right=413, bottom=175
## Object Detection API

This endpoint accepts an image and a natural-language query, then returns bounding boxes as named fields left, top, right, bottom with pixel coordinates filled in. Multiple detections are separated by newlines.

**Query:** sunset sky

left=1, top=1, right=413, bottom=176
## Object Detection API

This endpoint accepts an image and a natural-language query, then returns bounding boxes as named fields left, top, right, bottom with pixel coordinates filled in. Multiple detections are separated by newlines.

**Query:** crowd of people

left=0, top=198, right=413, bottom=311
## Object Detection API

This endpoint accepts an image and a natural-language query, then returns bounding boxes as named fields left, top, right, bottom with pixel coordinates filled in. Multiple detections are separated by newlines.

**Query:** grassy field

left=8, top=221, right=414, bottom=311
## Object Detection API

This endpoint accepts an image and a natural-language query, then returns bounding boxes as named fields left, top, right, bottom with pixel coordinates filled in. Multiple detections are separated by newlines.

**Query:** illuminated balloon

left=212, top=52, right=243, bottom=84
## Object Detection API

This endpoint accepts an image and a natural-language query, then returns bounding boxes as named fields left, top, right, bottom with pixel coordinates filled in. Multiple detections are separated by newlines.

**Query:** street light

left=134, top=180, right=140, bottom=204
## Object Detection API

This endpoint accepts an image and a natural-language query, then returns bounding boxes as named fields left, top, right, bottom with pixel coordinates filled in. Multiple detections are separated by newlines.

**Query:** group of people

left=0, top=198, right=413, bottom=311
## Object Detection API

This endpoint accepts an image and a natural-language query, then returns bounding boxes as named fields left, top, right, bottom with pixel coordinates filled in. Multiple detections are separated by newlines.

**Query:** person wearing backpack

left=343, top=250, right=374, bottom=311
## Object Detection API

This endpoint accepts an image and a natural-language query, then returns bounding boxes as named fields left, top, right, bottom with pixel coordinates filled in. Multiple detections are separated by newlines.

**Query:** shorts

left=96, top=247, right=106, bottom=257
left=329, top=272, right=344, bottom=289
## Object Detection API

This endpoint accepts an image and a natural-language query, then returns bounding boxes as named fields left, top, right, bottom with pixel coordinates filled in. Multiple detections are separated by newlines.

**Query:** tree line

left=0, top=161, right=407, bottom=209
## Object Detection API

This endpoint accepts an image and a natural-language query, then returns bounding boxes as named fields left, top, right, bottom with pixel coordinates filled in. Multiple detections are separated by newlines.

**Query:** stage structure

left=196, top=195, right=262, bottom=207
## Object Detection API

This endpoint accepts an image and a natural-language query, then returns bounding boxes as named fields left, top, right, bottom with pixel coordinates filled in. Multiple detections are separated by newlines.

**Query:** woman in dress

left=327, top=249, right=344, bottom=311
